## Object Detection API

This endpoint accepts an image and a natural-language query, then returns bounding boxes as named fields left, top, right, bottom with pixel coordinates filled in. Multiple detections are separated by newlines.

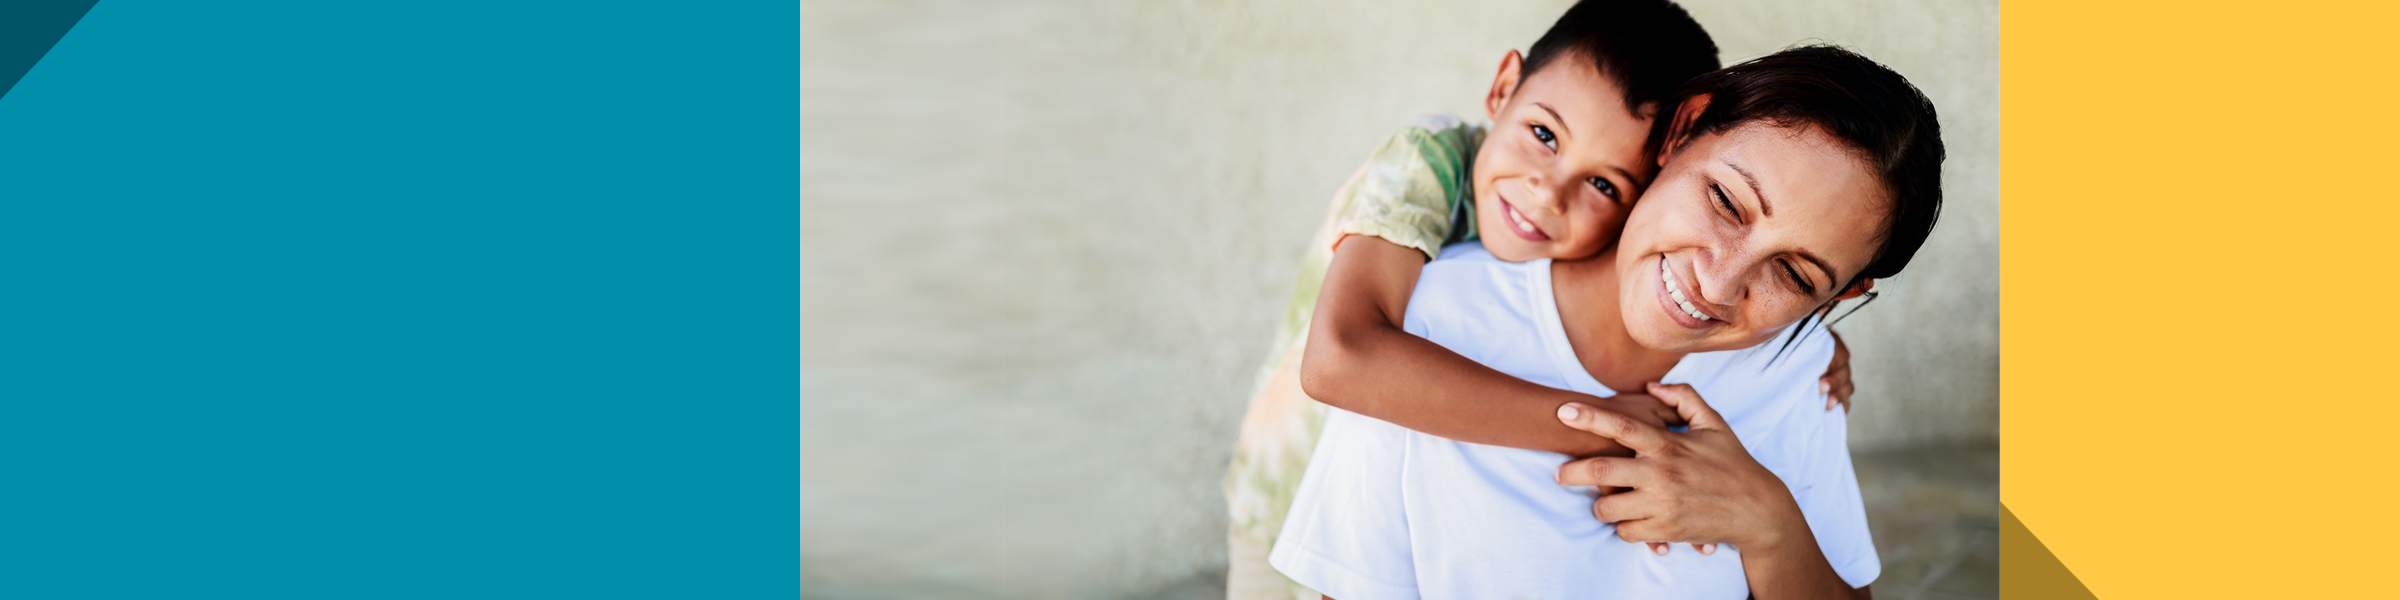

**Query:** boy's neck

left=1551, top=248, right=1686, bottom=394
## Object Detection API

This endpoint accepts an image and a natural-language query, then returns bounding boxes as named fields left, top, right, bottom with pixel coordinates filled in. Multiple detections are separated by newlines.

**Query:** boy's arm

left=1298, top=235, right=1666, bottom=458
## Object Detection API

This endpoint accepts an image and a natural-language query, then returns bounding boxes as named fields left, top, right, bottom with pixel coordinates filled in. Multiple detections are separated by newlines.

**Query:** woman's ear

left=1835, top=278, right=1875, bottom=301
left=1657, top=93, right=1714, bottom=168
left=1484, top=50, right=1525, bottom=122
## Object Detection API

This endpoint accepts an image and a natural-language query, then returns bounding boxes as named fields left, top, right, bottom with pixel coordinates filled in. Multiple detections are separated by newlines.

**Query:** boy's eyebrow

left=1612, top=166, right=1643, bottom=194
left=1533, top=102, right=1571, bottom=137
left=1727, top=161, right=1771, bottom=218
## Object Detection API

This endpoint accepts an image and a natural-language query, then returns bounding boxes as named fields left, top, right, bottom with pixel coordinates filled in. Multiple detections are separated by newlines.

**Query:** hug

left=1223, top=1, right=1944, bottom=599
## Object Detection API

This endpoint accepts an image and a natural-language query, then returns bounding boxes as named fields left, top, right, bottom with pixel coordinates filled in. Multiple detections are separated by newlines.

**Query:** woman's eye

left=1531, top=124, right=1557, bottom=151
left=1588, top=177, right=1619, bottom=201
left=1780, top=260, right=1815, bottom=294
left=1709, top=183, right=1739, bottom=219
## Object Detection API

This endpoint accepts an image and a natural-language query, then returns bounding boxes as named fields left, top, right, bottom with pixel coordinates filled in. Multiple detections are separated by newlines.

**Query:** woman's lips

left=1497, top=198, right=1551, bottom=242
left=1657, top=256, right=1718, bottom=329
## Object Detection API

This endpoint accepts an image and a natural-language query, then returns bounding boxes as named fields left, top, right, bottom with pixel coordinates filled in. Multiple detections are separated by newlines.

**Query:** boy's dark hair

left=1670, top=45, right=1946, bottom=364
left=1521, top=0, right=1721, bottom=152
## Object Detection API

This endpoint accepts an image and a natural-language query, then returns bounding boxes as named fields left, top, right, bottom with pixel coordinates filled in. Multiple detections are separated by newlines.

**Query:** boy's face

left=1474, top=51, right=1656, bottom=263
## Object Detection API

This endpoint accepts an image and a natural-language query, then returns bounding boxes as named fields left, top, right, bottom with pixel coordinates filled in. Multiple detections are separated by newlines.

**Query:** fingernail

left=1558, top=404, right=1579, bottom=420
left=1652, top=543, right=1669, bottom=556
left=1820, top=381, right=1831, bottom=396
left=1700, top=544, right=1717, bottom=555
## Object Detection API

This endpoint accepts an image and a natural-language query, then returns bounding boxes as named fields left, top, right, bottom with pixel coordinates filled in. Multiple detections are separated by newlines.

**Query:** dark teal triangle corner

left=0, top=0, right=100, bottom=101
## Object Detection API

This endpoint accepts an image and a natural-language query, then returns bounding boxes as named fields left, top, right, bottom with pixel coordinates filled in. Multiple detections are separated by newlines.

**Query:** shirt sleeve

left=1795, top=407, right=1882, bottom=588
left=1330, top=113, right=1479, bottom=262
left=1778, top=329, right=1882, bottom=588
left=1268, top=410, right=1422, bottom=600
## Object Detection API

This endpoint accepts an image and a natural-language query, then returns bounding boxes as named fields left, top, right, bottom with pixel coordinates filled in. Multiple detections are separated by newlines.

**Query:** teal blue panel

left=0, top=1, right=795, bottom=597
left=0, top=0, right=97, bottom=100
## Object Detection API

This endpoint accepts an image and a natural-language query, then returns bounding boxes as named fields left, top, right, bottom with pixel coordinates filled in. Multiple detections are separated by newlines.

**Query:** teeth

left=1507, top=206, right=1535, bottom=233
left=1661, top=261, right=1712, bottom=322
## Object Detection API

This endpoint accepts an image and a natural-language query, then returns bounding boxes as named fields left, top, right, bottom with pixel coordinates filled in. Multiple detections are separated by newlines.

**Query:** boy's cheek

left=1545, top=213, right=1629, bottom=260
left=1584, top=214, right=1630, bottom=255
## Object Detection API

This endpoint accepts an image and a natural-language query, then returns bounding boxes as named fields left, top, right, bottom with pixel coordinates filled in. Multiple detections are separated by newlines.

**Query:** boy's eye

left=1530, top=124, right=1557, bottom=151
left=1587, top=177, right=1620, bottom=201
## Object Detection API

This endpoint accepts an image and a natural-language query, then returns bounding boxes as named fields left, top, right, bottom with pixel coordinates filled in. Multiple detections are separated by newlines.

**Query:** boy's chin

left=1480, top=237, right=1547, bottom=263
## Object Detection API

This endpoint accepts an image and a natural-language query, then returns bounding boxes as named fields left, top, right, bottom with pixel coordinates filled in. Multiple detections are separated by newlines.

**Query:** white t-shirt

left=1269, top=242, right=1878, bottom=600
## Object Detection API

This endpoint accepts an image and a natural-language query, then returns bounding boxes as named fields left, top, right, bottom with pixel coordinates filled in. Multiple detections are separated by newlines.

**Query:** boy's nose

left=1522, top=176, right=1567, bottom=215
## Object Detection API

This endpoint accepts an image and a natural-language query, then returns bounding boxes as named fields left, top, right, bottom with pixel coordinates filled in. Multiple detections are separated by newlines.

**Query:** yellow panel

left=2004, top=0, right=2400, bottom=597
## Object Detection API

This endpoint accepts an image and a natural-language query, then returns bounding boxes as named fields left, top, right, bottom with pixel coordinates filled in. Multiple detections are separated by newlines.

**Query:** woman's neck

left=1552, top=248, right=1687, bottom=393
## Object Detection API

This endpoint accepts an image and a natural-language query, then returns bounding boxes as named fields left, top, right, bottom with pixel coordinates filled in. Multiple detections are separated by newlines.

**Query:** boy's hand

left=1820, top=330, right=1854, bottom=412
left=1595, top=393, right=1684, bottom=430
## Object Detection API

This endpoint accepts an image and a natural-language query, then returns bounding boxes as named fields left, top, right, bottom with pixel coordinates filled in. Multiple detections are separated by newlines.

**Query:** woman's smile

left=1656, top=255, right=1721, bottom=329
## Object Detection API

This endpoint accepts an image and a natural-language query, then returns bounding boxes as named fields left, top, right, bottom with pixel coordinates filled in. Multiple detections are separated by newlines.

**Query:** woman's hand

left=1820, top=330, right=1853, bottom=412
left=1553, top=382, right=1811, bottom=553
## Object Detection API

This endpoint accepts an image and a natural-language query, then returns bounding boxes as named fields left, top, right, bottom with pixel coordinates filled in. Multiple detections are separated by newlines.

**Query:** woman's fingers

left=1556, top=455, right=1652, bottom=488
left=1611, top=516, right=1676, bottom=544
left=1557, top=402, right=1671, bottom=454
left=1590, top=486, right=1666, bottom=524
left=1644, top=382, right=1731, bottom=431
left=1645, top=542, right=1712, bottom=557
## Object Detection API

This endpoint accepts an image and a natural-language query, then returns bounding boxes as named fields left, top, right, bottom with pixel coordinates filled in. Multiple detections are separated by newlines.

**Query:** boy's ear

left=1485, top=50, right=1525, bottom=122
left=1657, top=93, right=1714, bottom=168
left=1835, top=278, right=1875, bottom=301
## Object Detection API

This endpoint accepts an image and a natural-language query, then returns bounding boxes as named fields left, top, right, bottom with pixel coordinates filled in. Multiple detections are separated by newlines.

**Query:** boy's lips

left=1497, top=198, right=1551, bottom=242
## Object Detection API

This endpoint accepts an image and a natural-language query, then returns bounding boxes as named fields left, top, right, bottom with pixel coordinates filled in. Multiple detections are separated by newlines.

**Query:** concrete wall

left=801, top=0, right=1995, bottom=597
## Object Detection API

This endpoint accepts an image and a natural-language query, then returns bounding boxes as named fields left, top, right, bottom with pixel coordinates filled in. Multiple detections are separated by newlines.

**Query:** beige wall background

left=801, top=0, right=1996, bottom=597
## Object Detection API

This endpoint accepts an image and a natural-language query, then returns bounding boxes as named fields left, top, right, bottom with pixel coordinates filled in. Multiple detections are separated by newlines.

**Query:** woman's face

left=1615, top=122, right=1890, bottom=354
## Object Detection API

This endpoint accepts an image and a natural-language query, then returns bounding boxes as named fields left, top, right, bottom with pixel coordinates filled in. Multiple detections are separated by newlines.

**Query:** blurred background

left=802, top=0, right=1996, bottom=598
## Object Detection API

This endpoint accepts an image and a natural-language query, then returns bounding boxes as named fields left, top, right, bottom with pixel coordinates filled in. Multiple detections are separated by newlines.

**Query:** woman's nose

left=1693, top=256, right=1747, bottom=307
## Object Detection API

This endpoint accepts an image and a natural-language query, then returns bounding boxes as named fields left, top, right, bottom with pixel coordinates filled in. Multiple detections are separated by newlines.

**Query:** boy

left=1222, top=2, right=1745, bottom=598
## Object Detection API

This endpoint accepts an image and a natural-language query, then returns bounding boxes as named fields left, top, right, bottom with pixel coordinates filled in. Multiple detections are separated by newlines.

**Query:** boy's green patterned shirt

left=1223, top=114, right=1482, bottom=595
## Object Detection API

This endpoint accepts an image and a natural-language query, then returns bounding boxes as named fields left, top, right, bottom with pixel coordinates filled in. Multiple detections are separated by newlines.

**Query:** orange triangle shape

left=2001, top=503, right=2098, bottom=599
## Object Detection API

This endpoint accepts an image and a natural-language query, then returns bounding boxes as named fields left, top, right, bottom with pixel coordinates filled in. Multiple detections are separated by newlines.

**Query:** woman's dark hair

left=1664, top=46, right=1946, bottom=364
left=1521, top=0, right=1721, bottom=140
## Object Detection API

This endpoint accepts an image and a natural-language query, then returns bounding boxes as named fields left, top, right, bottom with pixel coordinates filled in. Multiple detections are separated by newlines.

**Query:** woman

left=1284, top=46, right=1942, bottom=599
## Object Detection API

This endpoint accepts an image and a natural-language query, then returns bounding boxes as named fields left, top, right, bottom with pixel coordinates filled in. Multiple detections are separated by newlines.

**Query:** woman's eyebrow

left=1726, top=161, right=1770, bottom=217
left=1533, top=102, right=1572, bottom=137
left=1796, top=251, right=1839, bottom=292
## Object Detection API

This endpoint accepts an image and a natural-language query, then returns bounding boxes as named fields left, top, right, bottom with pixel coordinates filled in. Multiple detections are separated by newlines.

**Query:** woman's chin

left=1624, top=317, right=1704, bottom=353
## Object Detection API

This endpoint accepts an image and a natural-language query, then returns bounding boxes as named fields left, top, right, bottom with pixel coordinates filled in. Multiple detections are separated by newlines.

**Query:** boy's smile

left=1472, top=49, right=1658, bottom=263
left=1495, top=196, right=1551, bottom=242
